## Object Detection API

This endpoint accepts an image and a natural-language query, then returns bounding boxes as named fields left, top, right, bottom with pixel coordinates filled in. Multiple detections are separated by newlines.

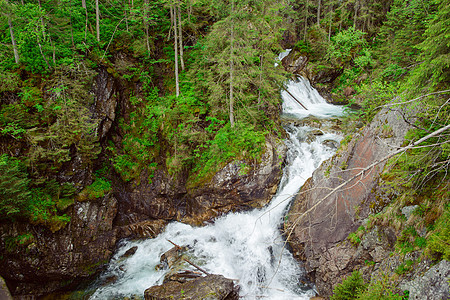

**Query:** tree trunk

left=328, top=7, right=333, bottom=41
left=82, top=0, right=88, bottom=41
left=174, top=5, right=180, bottom=97
left=178, top=4, right=184, bottom=71
left=125, top=6, right=129, bottom=32
left=317, top=0, right=321, bottom=27
left=304, top=0, right=308, bottom=40
left=50, top=36, right=56, bottom=66
left=96, top=0, right=100, bottom=42
left=36, top=36, right=51, bottom=70
left=169, top=5, right=174, bottom=40
left=229, top=1, right=235, bottom=127
left=144, top=0, right=150, bottom=54
left=8, top=18, right=20, bottom=64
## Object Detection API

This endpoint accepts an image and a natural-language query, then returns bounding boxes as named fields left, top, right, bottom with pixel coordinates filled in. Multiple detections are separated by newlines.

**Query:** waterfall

left=282, top=77, right=344, bottom=119
left=87, top=77, right=344, bottom=300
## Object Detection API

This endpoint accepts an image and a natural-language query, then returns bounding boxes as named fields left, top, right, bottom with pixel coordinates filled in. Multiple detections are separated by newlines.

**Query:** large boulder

left=144, top=274, right=239, bottom=300
left=285, top=107, right=412, bottom=297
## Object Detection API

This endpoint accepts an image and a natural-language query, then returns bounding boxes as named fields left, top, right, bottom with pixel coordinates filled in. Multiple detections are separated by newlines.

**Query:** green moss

left=4, top=233, right=35, bottom=253
left=78, top=177, right=112, bottom=201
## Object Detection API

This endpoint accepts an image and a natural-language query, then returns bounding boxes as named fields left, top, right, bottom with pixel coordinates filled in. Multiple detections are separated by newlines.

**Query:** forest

left=0, top=0, right=449, bottom=298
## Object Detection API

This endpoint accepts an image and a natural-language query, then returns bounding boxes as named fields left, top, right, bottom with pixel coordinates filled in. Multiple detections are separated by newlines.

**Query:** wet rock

left=285, top=107, right=413, bottom=297
left=119, top=219, right=168, bottom=239
left=322, top=140, right=340, bottom=149
left=156, top=245, right=188, bottom=271
left=281, top=53, right=308, bottom=75
left=163, top=270, right=203, bottom=283
left=120, top=246, right=138, bottom=259
left=400, top=260, right=450, bottom=300
left=114, top=168, right=185, bottom=236
left=144, top=274, right=239, bottom=300
left=0, top=276, right=13, bottom=300
left=312, top=68, right=343, bottom=86
left=310, top=129, right=324, bottom=136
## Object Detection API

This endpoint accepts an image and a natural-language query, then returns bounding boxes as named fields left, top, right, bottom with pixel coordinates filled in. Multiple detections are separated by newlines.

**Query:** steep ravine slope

left=285, top=105, right=449, bottom=299
left=0, top=61, right=285, bottom=297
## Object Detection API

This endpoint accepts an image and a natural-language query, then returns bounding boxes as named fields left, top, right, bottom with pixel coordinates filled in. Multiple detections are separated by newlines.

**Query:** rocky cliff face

left=183, top=139, right=286, bottom=225
left=285, top=107, right=412, bottom=297
left=0, top=62, right=286, bottom=297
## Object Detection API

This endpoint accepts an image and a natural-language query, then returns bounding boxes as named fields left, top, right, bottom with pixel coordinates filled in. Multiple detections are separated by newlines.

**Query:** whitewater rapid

left=88, top=77, right=344, bottom=299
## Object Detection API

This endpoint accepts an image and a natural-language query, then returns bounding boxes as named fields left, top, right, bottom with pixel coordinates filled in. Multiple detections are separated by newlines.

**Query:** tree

left=411, top=0, right=450, bottom=89
left=171, top=3, right=180, bottom=97
left=0, top=154, right=31, bottom=220
left=3, top=0, right=20, bottom=63
left=193, top=0, right=286, bottom=126
left=96, top=0, right=100, bottom=42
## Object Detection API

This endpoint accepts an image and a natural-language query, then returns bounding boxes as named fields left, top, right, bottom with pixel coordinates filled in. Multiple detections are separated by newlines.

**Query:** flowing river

left=88, top=77, right=344, bottom=299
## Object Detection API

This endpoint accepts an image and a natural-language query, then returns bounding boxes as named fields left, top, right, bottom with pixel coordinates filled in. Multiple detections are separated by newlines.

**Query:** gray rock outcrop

left=285, top=106, right=412, bottom=297
left=401, top=260, right=450, bottom=300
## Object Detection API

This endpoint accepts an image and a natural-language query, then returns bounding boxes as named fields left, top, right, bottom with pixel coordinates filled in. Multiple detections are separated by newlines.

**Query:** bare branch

left=379, top=90, right=450, bottom=109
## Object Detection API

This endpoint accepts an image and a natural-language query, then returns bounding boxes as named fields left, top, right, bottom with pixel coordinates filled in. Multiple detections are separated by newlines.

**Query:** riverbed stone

left=144, top=274, right=239, bottom=300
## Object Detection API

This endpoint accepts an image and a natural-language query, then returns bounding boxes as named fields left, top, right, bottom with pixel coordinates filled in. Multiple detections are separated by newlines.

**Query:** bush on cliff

left=331, top=271, right=367, bottom=300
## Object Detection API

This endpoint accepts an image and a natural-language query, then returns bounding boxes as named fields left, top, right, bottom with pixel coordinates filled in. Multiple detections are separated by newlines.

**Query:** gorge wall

left=0, top=58, right=285, bottom=297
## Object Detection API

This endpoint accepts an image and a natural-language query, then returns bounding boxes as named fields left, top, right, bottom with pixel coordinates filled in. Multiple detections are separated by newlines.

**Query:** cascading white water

left=282, top=77, right=344, bottom=119
left=87, top=77, right=344, bottom=300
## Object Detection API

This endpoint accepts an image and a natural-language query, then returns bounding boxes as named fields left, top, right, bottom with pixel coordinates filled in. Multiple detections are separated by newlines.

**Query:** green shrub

left=331, top=271, right=367, bottom=300
left=191, top=122, right=266, bottom=184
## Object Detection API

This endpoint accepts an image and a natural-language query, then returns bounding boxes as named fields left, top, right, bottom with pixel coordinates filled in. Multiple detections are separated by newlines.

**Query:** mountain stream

left=88, top=77, right=345, bottom=299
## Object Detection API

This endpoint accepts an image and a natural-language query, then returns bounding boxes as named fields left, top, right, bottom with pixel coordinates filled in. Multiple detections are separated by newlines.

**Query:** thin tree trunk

left=144, top=0, right=150, bottom=54
left=178, top=4, right=184, bottom=71
left=317, top=0, right=321, bottom=27
left=96, top=0, right=100, bottom=42
left=168, top=5, right=174, bottom=40
left=304, top=0, right=308, bottom=40
left=229, top=1, right=235, bottom=127
left=37, top=0, right=46, bottom=35
left=37, top=36, right=51, bottom=70
left=257, top=55, right=262, bottom=105
left=328, top=7, right=333, bottom=41
left=353, top=0, right=358, bottom=29
left=8, top=18, right=20, bottom=64
left=5, top=0, right=20, bottom=64
left=125, top=6, right=129, bottom=32
left=173, top=5, right=179, bottom=97
left=82, top=0, right=88, bottom=42
left=50, top=36, right=56, bottom=66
